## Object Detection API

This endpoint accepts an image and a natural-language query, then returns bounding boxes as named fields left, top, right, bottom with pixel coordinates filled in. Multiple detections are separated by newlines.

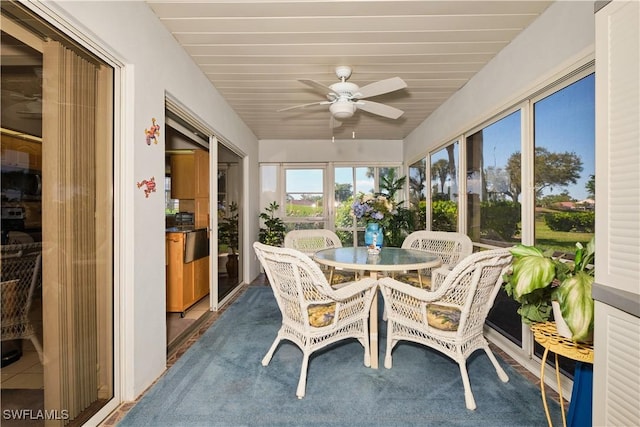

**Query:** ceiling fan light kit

left=329, top=100, right=356, bottom=120
left=280, top=65, right=407, bottom=124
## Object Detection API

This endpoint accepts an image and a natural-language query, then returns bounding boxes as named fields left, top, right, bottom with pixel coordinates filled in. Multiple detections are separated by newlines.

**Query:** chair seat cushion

left=307, top=303, right=336, bottom=327
left=426, top=304, right=460, bottom=331
left=395, top=272, right=431, bottom=289
left=321, top=269, right=357, bottom=286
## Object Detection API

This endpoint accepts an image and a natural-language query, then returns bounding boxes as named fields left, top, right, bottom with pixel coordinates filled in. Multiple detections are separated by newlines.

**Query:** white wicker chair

left=396, top=231, right=473, bottom=289
left=1, top=243, right=44, bottom=364
left=253, top=241, right=377, bottom=399
left=284, top=229, right=356, bottom=285
left=378, top=248, right=513, bottom=410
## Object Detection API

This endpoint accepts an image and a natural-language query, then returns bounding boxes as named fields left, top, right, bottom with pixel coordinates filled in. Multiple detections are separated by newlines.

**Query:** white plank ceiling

left=146, top=0, right=552, bottom=141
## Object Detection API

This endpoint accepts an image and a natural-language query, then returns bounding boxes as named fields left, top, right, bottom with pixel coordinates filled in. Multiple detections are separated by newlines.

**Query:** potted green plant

left=218, top=202, right=239, bottom=278
left=259, top=201, right=286, bottom=247
left=503, top=237, right=595, bottom=342
left=379, top=172, right=415, bottom=247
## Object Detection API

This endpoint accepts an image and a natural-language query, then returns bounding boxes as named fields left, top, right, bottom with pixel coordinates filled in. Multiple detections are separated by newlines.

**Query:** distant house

left=576, top=199, right=596, bottom=211
left=553, top=201, right=577, bottom=211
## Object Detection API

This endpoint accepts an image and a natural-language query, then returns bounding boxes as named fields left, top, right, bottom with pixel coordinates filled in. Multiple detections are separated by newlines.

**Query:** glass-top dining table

left=314, top=246, right=441, bottom=369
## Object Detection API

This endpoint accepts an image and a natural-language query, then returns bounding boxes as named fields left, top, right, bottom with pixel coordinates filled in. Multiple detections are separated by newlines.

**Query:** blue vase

left=364, top=223, right=384, bottom=248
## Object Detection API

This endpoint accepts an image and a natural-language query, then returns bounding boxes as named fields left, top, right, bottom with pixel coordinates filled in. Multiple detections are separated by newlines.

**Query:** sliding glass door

left=1, top=5, right=115, bottom=425
left=217, top=144, right=243, bottom=302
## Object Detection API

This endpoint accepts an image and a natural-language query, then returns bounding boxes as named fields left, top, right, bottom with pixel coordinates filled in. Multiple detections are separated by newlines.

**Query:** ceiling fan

left=278, top=66, right=407, bottom=128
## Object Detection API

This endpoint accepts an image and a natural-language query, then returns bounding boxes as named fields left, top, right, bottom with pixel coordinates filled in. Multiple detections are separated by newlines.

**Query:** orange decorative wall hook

left=145, top=117, right=161, bottom=145
left=137, top=177, right=156, bottom=198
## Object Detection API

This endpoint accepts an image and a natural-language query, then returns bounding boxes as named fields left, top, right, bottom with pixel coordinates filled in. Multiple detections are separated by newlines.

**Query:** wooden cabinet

left=166, top=231, right=209, bottom=315
left=193, top=256, right=209, bottom=301
left=170, top=149, right=209, bottom=200
left=194, top=149, right=209, bottom=199
left=170, top=154, right=195, bottom=199
left=170, top=149, right=209, bottom=228
left=194, top=198, right=209, bottom=229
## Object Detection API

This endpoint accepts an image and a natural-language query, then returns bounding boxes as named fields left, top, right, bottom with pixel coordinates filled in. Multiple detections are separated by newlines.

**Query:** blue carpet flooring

left=119, top=286, right=562, bottom=426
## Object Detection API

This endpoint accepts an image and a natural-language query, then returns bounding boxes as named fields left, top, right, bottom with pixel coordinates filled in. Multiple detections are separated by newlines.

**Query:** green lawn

left=282, top=202, right=593, bottom=255
left=285, top=203, right=323, bottom=217
left=533, top=218, right=593, bottom=254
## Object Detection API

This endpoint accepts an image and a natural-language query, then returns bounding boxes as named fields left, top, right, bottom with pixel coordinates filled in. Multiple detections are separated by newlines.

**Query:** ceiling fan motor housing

left=330, top=81, right=359, bottom=96
left=330, top=99, right=356, bottom=119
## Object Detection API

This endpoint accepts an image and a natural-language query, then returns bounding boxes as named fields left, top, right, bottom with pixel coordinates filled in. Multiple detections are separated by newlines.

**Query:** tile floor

left=1, top=290, right=43, bottom=391
left=1, top=340, right=43, bottom=389
left=166, top=296, right=210, bottom=347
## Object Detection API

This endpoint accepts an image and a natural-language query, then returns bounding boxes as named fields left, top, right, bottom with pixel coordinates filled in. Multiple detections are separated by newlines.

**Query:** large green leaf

left=510, top=244, right=545, bottom=258
left=554, top=271, right=594, bottom=341
left=509, top=248, right=556, bottom=300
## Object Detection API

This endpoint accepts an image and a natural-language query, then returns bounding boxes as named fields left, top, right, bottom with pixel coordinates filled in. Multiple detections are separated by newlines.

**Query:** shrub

left=480, top=201, right=521, bottom=241
left=544, top=211, right=595, bottom=233
left=385, top=206, right=415, bottom=247
left=432, top=200, right=457, bottom=232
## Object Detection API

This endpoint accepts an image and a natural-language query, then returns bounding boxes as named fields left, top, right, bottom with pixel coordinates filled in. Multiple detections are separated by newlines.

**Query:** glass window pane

left=355, top=167, right=374, bottom=195
left=285, top=168, right=324, bottom=217
left=260, top=164, right=278, bottom=213
left=285, top=222, right=325, bottom=231
left=379, top=167, right=409, bottom=247
left=466, top=111, right=522, bottom=245
left=333, top=166, right=403, bottom=247
left=409, top=158, right=426, bottom=230
left=431, top=142, right=459, bottom=231
left=533, top=74, right=595, bottom=253
left=335, top=167, right=355, bottom=231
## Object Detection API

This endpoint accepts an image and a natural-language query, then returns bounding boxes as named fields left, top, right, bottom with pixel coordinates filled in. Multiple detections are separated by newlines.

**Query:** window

left=334, top=166, right=402, bottom=246
left=479, top=72, right=595, bottom=358
left=165, top=176, right=180, bottom=214
left=284, top=167, right=326, bottom=230
left=531, top=73, right=595, bottom=375
left=408, top=158, right=427, bottom=230
left=533, top=74, right=595, bottom=252
left=466, top=111, right=523, bottom=344
left=260, top=165, right=278, bottom=209
left=466, top=111, right=522, bottom=246
left=430, top=141, right=459, bottom=231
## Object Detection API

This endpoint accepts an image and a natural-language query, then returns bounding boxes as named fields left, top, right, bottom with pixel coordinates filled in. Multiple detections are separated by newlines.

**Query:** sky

left=432, top=73, right=595, bottom=201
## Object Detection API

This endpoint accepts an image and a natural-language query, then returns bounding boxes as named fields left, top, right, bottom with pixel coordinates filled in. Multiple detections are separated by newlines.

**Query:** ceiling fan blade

left=356, top=100, right=404, bottom=119
left=277, top=101, right=329, bottom=112
left=357, top=77, right=407, bottom=99
left=330, top=116, right=342, bottom=129
left=299, top=79, right=338, bottom=98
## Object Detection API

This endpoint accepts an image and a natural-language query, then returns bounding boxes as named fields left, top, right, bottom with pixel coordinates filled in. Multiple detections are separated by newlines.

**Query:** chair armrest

left=331, top=277, right=377, bottom=301
left=431, top=266, right=451, bottom=291
left=377, top=277, right=448, bottom=302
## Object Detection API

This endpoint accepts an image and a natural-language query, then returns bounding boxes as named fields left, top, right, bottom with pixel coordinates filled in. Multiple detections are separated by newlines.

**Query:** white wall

left=44, top=0, right=259, bottom=400
left=404, top=1, right=595, bottom=160
left=259, top=139, right=403, bottom=163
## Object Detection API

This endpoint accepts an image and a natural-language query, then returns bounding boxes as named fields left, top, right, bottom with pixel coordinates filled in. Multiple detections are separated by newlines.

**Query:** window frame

left=281, top=163, right=328, bottom=229
left=333, top=164, right=403, bottom=246
left=420, top=62, right=595, bottom=390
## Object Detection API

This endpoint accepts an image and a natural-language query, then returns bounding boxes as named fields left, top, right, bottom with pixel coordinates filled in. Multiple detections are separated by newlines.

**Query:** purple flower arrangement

left=350, top=193, right=396, bottom=225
